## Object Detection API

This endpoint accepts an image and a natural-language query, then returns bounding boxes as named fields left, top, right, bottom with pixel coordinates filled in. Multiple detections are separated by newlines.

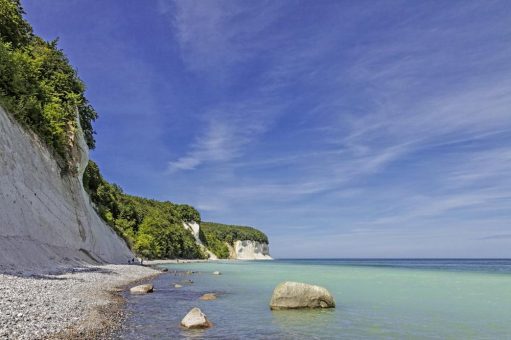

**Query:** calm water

left=121, top=259, right=511, bottom=339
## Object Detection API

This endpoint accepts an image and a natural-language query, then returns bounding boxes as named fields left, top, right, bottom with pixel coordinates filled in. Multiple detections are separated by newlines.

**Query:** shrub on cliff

left=83, top=160, right=205, bottom=259
left=201, top=222, right=268, bottom=244
left=0, top=0, right=97, bottom=168
left=200, top=222, right=269, bottom=258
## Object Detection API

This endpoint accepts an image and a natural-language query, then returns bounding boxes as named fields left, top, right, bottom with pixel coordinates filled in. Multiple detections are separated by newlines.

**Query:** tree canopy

left=83, top=161, right=205, bottom=259
left=200, top=222, right=269, bottom=258
left=1, top=0, right=270, bottom=260
left=0, top=0, right=97, bottom=169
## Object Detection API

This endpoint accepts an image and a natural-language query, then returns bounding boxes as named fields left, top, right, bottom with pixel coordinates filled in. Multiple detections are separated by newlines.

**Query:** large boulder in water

left=181, top=307, right=212, bottom=329
left=269, top=281, right=335, bottom=310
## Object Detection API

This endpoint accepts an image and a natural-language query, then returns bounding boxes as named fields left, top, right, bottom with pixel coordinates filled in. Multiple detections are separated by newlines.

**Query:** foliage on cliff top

left=201, top=221, right=268, bottom=245
left=199, top=228, right=230, bottom=259
left=83, top=160, right=204, bottom=260
left=0, top=0, right=97, bottom=167
left=200, top=222, right=269, bottom=259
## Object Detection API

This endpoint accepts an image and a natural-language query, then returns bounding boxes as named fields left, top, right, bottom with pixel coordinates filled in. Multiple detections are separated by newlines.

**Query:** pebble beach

left=0, top=265, right=159, bottom=339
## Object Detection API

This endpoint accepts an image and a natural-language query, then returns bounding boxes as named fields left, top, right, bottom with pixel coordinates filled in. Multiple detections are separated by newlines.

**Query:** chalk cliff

left=183, top=222, right=218, bottom=260
left=0, top=107, right=133, bottom=273
left=233, top=240, right=272, bottom=260
left=225, top=240, right=272, bottom=260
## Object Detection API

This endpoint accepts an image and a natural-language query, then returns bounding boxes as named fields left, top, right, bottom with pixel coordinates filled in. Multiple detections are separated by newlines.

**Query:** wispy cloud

left=167, top=98, right=285, bottom=172
left=479, top=234, right=511, bottom=241
left=161, top=0, right=285, bottom=74
left=158, top=0, right=511, bottom=256
left=25, top=0, right=511, bottom=257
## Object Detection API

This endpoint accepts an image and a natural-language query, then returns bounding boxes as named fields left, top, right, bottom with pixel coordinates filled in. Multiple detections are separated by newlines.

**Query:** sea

left=121, top=259, right=511, bottom=339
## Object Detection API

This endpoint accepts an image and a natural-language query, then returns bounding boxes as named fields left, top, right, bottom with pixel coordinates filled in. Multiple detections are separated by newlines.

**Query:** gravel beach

left=0, top=265, right=159, bottom=339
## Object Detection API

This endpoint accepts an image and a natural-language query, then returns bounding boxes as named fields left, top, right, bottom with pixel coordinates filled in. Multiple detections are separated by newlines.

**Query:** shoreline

left=144, top=257, right=273, bottom=266
left=0, top=264, right=160, bottom=339
left=144, top=259, right=216, bottom=265
left=0, top=258, right=266, bottom=339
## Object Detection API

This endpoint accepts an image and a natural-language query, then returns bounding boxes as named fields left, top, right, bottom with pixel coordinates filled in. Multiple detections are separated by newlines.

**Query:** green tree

left=0, top=0, right=97, bottom=167
left=134, top=233, right=155, bottom=259
left=0, top=0, right=32, bottom=47
left=177, top=204, right=201, bottom=222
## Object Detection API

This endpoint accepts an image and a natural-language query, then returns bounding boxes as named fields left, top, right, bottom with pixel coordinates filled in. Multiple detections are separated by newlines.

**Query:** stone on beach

left=199, top=293, right=217, bottom=301
left=180, top=308, right=212, bottom=329
left=129, top=284, right=154, bottom=294
left=212, top=271, right=221, bottom=275
left=269, top=281, right=335, bottom=310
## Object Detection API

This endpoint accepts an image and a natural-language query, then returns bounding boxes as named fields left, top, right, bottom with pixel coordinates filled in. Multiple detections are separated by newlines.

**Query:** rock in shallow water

left=180, top=307, right=212, bottom=329
left=269, top=281, right=335, bottom=310
left=129, top=284, right=153, bottom=294
left=199, top=293, right=217, bottom=301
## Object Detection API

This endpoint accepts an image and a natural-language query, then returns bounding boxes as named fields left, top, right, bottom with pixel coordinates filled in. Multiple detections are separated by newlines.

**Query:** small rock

left=129, top=284, right=154, bottom=294
left=174, top=284, right=183, bottom=288
left=180, top=307, right=212, bottom=329
left=212, top=271, right=221, bottom=275
left=199, top=293, right=217, bottom=301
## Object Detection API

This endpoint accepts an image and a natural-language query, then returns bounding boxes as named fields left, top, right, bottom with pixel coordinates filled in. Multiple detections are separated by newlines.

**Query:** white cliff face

left=182, top=222, right=218, bottom=260
left=234, top=240, right=272, bottom=260
left=182, top=222, right=271, bottom=260
left=0, top=107, right=133, bottom=273
left=183, top=221, right=201, bottom=242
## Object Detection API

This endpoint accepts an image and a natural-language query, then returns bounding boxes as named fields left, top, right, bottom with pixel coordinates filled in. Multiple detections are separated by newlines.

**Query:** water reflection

left=271, top=308, right=336, bottom=339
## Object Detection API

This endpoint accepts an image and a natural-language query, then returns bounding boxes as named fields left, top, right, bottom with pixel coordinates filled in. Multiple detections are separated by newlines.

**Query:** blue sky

left=23, top=0, right=511, bottom=258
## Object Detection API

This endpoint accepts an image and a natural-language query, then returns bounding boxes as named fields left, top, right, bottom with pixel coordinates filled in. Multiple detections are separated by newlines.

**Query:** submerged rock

left=199, top=293, right=217, bottom=301
left=177, top=279, right=193, bottom=285
left=269, top=281, right=335, bottom=310
left=212, top=271, right=221, bottom=275
left=129, top=284, right=154, bottom=294
left=181, top=307, right=212, bottom=329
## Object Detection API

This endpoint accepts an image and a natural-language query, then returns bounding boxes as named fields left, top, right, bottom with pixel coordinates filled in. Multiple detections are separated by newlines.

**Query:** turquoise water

left=122, top=259, right=511, bottom=339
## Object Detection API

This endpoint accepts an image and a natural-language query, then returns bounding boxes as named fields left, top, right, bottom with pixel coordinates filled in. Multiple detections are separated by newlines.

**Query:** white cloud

left=159, top=0, right=511, bottom=256
left=166, top=0, right=284, bottom=73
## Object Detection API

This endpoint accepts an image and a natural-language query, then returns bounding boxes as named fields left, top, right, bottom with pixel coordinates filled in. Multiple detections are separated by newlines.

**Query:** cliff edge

left=200, top=222, right=272, bottom=260
left=0, top=107, right=133, bottom=273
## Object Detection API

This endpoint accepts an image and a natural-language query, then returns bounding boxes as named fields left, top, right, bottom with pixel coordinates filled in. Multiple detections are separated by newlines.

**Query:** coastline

left=144, top=259, right=216, bottom=265
left=143, top=256, right=273, bottom=266
left=0, top=264, right=160, bottom=339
